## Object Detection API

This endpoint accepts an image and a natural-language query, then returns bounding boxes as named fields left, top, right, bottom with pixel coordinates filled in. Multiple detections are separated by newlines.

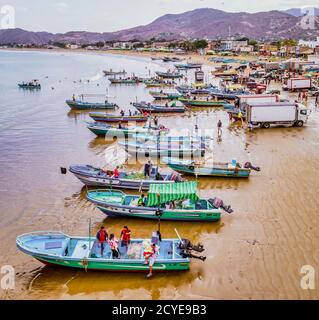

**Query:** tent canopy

left=147, top=182, right=199, bottom=207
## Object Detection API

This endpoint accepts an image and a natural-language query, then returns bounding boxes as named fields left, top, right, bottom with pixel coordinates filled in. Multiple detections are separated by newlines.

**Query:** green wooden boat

left=16, top=231, right=202, bottom=272
left=149, top=91, right=182, bottom=100
left=162, top=157, right=253, bottom=178
left=178, top=97, right=227, bottom=107
left=87, top=182, right=233, bottom=221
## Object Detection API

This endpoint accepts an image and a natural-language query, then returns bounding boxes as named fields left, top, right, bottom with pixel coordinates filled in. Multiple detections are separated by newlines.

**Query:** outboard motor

left=178, top=238, right=206, bottom=261
left=209, top=198, right=233, bottom=214
left=244, top=162, right=261, bottom=172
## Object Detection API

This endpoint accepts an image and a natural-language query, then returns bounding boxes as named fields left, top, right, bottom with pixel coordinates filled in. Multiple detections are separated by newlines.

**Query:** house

left=219, top=38, right=248, bottom=52
left=298, top=37, right=319, bottom=49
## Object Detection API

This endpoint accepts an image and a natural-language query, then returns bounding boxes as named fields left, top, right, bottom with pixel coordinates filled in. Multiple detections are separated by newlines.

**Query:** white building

left=299, top=37, right=319, bottom=48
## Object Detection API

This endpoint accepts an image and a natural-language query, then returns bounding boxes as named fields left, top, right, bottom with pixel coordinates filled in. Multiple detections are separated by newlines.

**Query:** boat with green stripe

left=178, top=97, right=228, bottom=107
left=162, top=157, right=260, bottom=178
left=16, top=231, right=197, bottom=272
left=87, top=182, right=233, bottom=221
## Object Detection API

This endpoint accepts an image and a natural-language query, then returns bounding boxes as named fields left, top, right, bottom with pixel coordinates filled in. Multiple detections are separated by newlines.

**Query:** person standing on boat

left=144, top=243, right=159, bottom=278
left=120, top=109, right=125, bottom=117
left=154, top=116, right=158, bottom=127
left=96, top=226, right=108, bottom=256
left=108, top=234, right=120, bottom=259
left=112, top=165, right=119, bottom=178
left=217, top=120, right=222, bottom=136
left=144, top=161, right=152, bottom=178
left=72, top=94, right=76, bottom=101
left=120, top=226, right=131, bottom=248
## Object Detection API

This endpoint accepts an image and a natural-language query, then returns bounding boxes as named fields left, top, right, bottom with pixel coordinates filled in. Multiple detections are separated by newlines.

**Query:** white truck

left=286, top=78, right=312, bottom=91
left=245, top=102, right=311, bottom=128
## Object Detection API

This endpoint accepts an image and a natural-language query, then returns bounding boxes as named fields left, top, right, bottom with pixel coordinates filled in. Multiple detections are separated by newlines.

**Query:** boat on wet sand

left=162, top=158, right=260, bottom=178
left=89, top=112, right=148, bottom=123
left=69, top=164, right=182, bottom=189
left=87, top=182, right=232, bottom=221
left=16, top=231, right=202, bottom=272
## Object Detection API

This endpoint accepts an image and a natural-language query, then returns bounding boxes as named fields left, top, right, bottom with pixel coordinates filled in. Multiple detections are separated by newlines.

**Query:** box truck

left=286, top=78, right=312, bottom=91
left=245, top=102, right=311, bottom=128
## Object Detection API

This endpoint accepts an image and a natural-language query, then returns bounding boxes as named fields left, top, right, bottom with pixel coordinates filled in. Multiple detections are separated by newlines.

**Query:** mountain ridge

left=0, top=8, right=318, bottom=45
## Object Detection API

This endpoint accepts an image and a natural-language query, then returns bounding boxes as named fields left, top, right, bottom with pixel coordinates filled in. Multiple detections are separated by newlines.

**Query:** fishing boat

left=87, top=122, right=168, bottom=137
left=109, top=78, right=140, bottom=84
left=132, top=102, right=186, bottom=113
left=149, top=91, right=182, bottom=100
left=162, top=57, right=181, bottom=62
left=66, top=94, right=118, bottom=110
left=69, top=164, right=182, bottom=189
left=89, top=112, right=148, bottom=123
left=87, top=182, right=233, bottom=221
left=162, top=158, right=260, bottom=178
left=178, top=97, right=227, bottom=108
left=144, top=80, right=176, bottom=88
left=118, top=140, right=206, bottom=157
left=175, top=62, right=202, bottom=70
left=18, top=80, right=41, bottom=89
left=16, top=231, right=205, bottom=271
left=103, top=69, right=126, bottom=76
left=155, top=71, right=183, bottom=79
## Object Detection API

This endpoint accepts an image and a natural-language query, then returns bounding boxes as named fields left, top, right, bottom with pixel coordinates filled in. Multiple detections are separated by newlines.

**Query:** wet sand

left=0, top=50, right=318, bottom=300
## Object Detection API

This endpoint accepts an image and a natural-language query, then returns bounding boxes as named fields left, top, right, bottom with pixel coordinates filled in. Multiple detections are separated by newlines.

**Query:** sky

left=0, top=0, right=318, bottom=33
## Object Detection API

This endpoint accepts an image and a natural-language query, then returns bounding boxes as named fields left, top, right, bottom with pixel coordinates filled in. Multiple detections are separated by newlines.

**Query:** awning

left=147, top=182, right=199, bottom=207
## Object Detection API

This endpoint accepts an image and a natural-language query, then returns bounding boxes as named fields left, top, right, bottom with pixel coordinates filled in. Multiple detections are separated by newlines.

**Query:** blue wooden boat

left=132, top=102, right=186, bottom=114
left=162, top=157, right=260, bottom=178
left=16, top=231, right=204, bottom=272
left=69, top=164, right=183, bottom=189
left=66, top=99, right=118, bottom=110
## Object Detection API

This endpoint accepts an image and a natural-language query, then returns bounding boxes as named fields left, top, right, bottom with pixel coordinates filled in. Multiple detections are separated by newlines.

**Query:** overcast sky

left=0, top=0, right=318, bottom=33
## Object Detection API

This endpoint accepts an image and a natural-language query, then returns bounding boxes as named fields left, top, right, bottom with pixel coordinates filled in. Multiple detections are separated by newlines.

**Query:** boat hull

left=66, top=100, right=117, bottom=110
left=95, top=204, right=220, bottom=222
left=166, top=163, right=250, bottom=178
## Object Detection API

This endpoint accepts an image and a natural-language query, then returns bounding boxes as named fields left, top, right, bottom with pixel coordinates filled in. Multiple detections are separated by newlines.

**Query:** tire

left=263, top=123, right=270, bottom=129
left=296, top=120, right=304, bottom=127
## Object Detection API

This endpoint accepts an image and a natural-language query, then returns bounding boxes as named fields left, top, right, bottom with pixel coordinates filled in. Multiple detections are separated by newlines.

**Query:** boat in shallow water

left=87, top=122, right=168, bottom=137
left=16, top=231, right=205, bottom=272
left=66, top=99, right=117, bottom=110
left=149, top=91, right=182, bottom=100
left=132, top=102, right=186, bottom=114
left=162, top=158, right=260, bottom=178
left=179, top=97, right=227, bottom=108
left=69, top=164, right=183, bottom=189
left=156, top=71, right=183, bottom=79
left=89, top=112, right=148, bottom=123
left=87, top=182, right=233, bottom=221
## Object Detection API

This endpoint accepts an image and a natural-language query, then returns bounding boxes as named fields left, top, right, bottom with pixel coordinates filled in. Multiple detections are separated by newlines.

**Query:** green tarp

left=147, top=182, right=199, bottom=207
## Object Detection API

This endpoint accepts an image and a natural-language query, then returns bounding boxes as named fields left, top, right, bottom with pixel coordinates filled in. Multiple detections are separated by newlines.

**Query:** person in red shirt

left=113, top=166, right=119, bottom=178
left=96, top=226, right=108, bottom=256
left=120, top=226, right=131, bottom=248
